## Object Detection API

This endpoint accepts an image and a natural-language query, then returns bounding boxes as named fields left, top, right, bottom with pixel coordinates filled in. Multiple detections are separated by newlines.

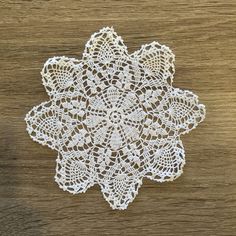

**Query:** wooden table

left=0, top=1, right=236, bottom=235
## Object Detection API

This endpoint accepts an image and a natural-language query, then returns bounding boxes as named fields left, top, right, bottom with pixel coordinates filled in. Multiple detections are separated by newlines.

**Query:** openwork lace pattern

left=25, top=27, right=206, bottom=210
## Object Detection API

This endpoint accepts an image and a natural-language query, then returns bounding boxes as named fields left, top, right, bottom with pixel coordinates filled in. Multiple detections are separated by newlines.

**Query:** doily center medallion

left=25, top=27, right=206, bottom=210
left=86, top=86, right=146, bottom=151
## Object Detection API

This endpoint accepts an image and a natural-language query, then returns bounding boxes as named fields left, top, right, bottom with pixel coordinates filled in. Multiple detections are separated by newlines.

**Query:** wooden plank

left=0, top=0, right=236, bottom=235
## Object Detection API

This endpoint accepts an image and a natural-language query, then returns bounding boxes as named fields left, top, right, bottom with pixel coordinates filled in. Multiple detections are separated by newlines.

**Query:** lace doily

left=25, top=27, right=206, bottom=210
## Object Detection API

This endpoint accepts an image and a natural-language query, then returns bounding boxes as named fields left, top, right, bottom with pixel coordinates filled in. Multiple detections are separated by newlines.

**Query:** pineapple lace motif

left=25, top=27, right=206, bottom=210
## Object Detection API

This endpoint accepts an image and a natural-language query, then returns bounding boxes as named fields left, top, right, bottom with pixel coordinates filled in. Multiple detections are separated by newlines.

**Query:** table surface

left=0, top=1, right=236, bottom=235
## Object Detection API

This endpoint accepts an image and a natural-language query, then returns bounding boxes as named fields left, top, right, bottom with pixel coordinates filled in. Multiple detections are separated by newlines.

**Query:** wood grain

left=0, top=0, right=236, bottom=235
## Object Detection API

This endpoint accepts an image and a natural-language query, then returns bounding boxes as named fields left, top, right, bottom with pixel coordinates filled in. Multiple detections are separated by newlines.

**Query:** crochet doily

left=25, top=27, right=206, bottom=210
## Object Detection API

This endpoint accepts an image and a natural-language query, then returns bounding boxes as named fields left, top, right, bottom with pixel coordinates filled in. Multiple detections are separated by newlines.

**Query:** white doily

left=25, top=27, right=206, bottom=210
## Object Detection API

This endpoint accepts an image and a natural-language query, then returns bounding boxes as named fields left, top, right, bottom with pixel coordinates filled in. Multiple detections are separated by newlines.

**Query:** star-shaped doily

left=25, top=27, right=206, bottom=210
